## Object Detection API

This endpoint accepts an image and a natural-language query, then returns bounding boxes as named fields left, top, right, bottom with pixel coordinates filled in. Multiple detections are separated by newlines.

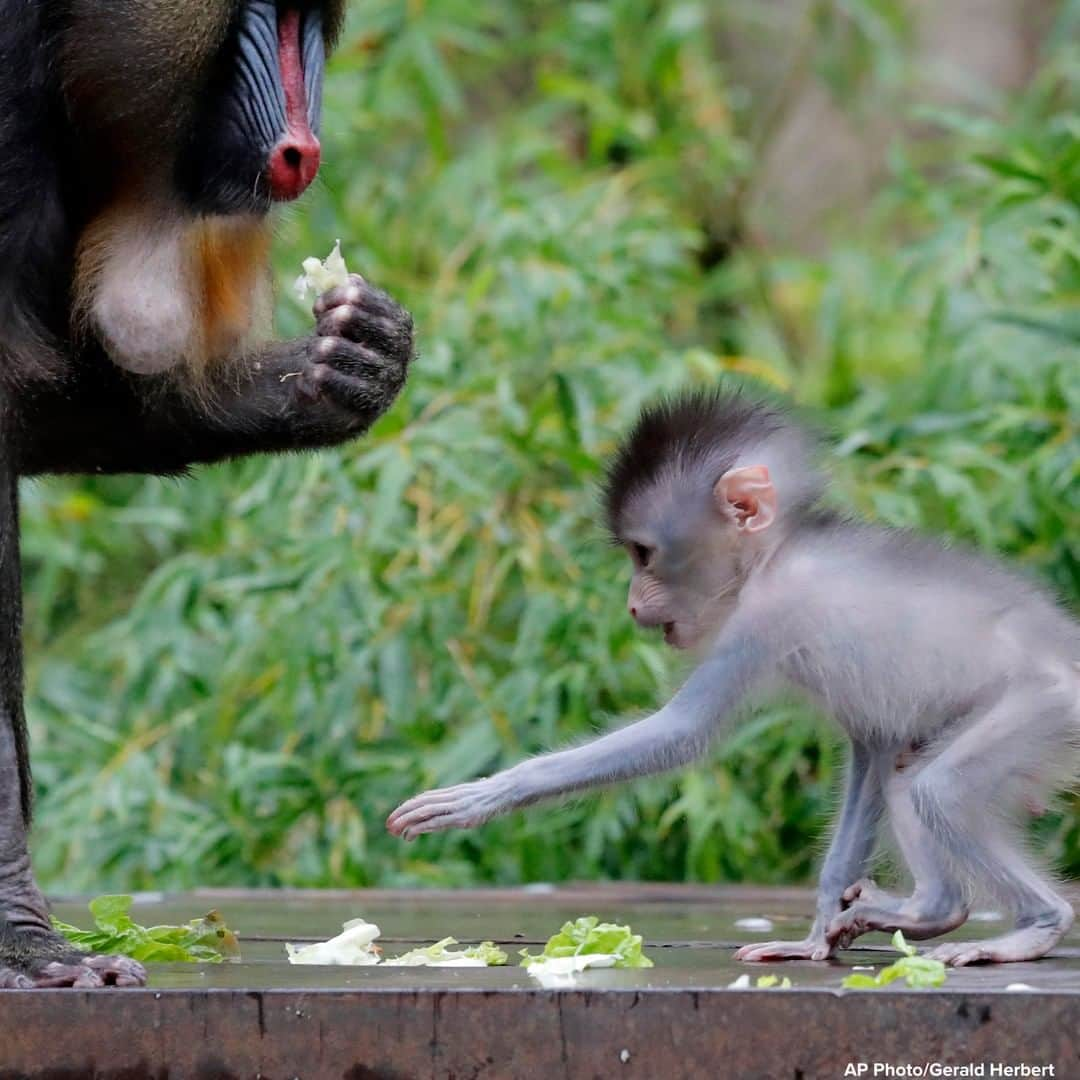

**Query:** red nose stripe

left=268, top=9, right=321, bottom=201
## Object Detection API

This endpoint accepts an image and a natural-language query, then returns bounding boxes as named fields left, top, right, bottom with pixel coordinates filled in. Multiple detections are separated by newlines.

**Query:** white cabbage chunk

left=524, top=953, right=618, bottom=988
left=285, top=917, right=381, bottom=966
left=294, top=240, right=350, bottom=300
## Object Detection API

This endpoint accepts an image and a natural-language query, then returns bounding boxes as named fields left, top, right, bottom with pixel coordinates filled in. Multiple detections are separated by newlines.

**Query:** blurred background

left=23, top=0, right=1078, bottom=892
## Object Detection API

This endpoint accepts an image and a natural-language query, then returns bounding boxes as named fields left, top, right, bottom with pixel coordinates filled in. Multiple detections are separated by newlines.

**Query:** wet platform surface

left=6, top=885, right=1080, bottom=1078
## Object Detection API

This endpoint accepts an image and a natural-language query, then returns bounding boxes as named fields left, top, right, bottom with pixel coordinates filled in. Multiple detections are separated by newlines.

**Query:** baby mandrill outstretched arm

left=387, top=636, right=767, bottom=839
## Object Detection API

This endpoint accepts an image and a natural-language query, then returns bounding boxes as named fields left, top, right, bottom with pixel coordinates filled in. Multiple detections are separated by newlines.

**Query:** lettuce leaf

left=285, top=918, right=382, bottom=965
left=52, top=895, right=239, bottom=964
left=728, top=973, right=793, bottom=989
left=520, top=916, right=653, bottom=969
left=841, top=931, right=946, bottom=989
left=384, top=938, right=508, bottom=967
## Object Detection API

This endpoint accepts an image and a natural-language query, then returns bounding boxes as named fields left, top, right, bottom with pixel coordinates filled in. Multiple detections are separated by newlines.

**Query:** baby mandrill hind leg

left=911, top=687, right=1075, bottom=966
left=826, top=755, right=969, bottom=951
left=738, top=742, right=884, bottom=962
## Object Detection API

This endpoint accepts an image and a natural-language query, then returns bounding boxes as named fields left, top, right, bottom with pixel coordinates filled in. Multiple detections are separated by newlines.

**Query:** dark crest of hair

left=602, top=387, right=790, bottom=539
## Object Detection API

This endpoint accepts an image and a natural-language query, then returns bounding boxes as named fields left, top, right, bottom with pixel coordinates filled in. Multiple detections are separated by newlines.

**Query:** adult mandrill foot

left=0, top=922, right=146, bottom=989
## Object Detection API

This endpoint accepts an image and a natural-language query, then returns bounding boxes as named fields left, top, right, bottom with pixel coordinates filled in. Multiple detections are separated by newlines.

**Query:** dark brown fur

left=0, top=0, right=410, bottom=989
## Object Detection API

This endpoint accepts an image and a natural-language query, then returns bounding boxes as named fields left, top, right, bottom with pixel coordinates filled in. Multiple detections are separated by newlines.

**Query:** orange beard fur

left=74, top=203, right=273, bottom=379
left=192, top=217, right=273, bottom=366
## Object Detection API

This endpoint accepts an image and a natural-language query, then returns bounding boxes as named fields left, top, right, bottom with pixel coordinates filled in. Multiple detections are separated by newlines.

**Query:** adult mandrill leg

left=0, top=417, right=144, bottom=988
left=0, top=776, right=146, bottom=989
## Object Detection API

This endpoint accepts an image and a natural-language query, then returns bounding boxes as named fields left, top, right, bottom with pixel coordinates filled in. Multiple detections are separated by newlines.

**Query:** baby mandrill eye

left=633, top=543, right=652, bottom=568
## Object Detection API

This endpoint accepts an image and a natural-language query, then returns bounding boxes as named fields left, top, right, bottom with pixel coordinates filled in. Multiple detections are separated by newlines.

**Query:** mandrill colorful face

left=62, top=1, right=347, bottom=376
left=177, top=0, right=341, bottom=213
left=62, top=0, right=346, bottom=215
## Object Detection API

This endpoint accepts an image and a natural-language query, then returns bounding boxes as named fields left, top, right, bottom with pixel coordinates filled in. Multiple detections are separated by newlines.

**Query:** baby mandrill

left=388, top=389, right=1080, bottom=965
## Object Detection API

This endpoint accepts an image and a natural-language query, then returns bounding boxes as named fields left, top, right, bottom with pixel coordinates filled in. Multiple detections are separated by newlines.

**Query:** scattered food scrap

left=841, top=931, right=946, bottom=989
left=384, top=938, right=508, bottom=967
left=520, top=916, right=652, bottom=986
left=727, top=973, right=792, bottom=989
left=52, top=895, right=239, bottom=964
left=284, top=913, right=651, bottom=981
left=285, top=921, right=506, bottom=967
left=285, top=918, right=382, bottom=966
left=735, top=917, right=774, bottom=932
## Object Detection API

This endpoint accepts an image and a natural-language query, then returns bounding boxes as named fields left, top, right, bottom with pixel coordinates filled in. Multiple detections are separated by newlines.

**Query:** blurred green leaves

left=21, top=1, right=1079, bottom=891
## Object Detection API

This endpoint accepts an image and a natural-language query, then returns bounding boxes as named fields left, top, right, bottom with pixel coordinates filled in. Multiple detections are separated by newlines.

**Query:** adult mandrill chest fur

left=0, top=0, right=413, bottom=989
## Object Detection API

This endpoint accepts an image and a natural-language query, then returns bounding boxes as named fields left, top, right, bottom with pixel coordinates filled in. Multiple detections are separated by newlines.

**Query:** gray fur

left=389, top=390, right=1080, bottom=965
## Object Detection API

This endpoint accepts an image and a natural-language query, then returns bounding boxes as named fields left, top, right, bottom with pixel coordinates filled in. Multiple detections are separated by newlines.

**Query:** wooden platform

left=5, top=885, right=1079, bottom=1078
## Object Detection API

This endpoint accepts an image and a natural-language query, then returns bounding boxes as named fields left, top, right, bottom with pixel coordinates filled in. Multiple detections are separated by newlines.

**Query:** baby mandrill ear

left=714, top=465, right=777, bottom=533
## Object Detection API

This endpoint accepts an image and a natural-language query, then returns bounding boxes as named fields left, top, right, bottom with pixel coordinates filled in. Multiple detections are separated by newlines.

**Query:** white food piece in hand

left=734, top=917, right=774, bottom=932
left=285, top=917, right=382, bottom=965
left=294, top=239, right=352, bottom=300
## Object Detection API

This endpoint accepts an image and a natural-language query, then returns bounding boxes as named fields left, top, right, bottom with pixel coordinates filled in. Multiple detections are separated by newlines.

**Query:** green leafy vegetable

left=385, top=937, right=508, bottom=967
left=728, top=974, right=794, bottom=989
left=841, top=931, right=946, bottom=989
left=52, top=895, right=239, bottom=964
left=520, top=916, right=653, bottom=969
left=755, top=974, right=792, bottom=988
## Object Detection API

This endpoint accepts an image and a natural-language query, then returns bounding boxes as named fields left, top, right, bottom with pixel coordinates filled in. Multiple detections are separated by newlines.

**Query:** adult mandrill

left=1, top=0, right=413, bottom=987
left=390, top=390, right=1080, bottom=967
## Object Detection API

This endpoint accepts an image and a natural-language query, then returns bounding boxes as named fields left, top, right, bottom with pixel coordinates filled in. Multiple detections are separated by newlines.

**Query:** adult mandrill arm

left=18, top=276, right=413, bottom=477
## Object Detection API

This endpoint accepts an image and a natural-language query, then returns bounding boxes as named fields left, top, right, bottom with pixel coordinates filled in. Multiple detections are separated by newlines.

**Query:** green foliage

left=22, top=2, right=1079, bottom=892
